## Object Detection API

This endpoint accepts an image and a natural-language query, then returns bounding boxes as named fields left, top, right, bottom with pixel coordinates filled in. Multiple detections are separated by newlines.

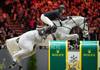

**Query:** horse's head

left=78, top=17, right=89, bottom=39
left=65, top=16, right=89, bottom=40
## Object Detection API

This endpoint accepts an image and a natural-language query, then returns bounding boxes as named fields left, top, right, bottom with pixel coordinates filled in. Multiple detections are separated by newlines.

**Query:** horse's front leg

left=63, top=34, right=79, bottom=40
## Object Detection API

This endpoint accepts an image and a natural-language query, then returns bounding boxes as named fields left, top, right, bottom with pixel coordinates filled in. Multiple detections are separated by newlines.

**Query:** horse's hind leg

left=8, top=61, right=23, bottom=70
left=18, top=62, right=23, bottom=70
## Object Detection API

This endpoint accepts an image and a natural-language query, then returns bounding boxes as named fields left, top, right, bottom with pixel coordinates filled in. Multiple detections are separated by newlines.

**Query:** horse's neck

left=54, top=16, right=87, bottom=34
left=64, top=16, right=85, bottom=24
left=53, top=16, right=85, bottom=26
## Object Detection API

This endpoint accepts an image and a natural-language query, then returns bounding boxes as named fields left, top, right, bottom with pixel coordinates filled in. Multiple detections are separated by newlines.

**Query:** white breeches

left=41, top=14, right=54, bottom=26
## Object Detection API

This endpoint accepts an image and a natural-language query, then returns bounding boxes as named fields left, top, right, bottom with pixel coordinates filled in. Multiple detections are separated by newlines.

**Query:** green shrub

left=28, top=55, right=37, bottom=70
left=0, top=64, right=3, bottom=70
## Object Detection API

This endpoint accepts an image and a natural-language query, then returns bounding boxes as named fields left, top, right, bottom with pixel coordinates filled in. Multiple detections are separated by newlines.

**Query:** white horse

left=6, top=16, right=88, bottom=55
left=5, top=16, right=88, bottom=69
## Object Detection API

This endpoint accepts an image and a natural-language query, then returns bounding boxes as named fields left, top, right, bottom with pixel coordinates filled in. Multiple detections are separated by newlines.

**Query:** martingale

left=48, top=40, right=99, bottom=70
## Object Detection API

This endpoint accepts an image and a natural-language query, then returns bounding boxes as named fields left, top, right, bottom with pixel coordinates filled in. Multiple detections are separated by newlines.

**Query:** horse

left=5, top=16, right=88, bottom=69
left=6, top=16, right=88, bottom=52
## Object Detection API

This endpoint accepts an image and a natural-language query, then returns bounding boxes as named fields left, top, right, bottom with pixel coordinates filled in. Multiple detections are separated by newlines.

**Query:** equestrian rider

left=41, top=4, right=66, bottom=31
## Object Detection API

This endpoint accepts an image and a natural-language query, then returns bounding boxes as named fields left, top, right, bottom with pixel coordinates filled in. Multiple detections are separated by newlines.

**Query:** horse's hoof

left=19, top=65, right=23, bottom=70
left=8, top=61, right=16, bottom=69
left=8, top=65, right=14, bottom=69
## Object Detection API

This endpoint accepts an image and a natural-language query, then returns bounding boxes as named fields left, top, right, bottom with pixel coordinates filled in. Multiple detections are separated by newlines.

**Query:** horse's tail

left=0, top=39, right=9, bottom=50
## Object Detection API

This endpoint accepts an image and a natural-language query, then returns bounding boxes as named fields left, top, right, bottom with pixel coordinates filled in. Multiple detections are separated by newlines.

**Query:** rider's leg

left=41, top=14, right=54, bottom=26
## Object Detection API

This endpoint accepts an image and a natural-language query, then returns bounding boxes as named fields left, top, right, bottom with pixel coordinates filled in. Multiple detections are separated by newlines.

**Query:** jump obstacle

left=48, top=41, right=99, bottom=70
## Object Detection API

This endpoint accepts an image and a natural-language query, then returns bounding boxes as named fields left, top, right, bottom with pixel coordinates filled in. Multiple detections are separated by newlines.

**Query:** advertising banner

left=48, top=40, right=99, bottom=70
left=48, top=41, right=68, bottom=70
left=80, top=41, right=99, bottom=70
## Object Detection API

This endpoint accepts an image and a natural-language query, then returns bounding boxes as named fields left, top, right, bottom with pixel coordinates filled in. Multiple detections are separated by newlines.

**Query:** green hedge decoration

left=28, top=54, right=37, bottom=70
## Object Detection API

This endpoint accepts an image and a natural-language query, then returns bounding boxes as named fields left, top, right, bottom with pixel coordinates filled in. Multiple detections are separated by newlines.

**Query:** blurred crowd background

left=0, top=0, right=100, bottom=48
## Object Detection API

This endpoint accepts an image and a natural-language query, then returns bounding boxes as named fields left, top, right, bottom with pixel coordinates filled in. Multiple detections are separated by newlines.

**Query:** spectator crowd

left=0, top=0, right=100, bottom=48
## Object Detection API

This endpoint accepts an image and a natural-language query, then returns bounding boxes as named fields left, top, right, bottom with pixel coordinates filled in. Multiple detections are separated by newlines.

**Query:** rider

left=41, top=4, right=66, bottom=31
left=41, top=5, right=79, bottom=40
left=7, top=26, right=56, bottom=69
